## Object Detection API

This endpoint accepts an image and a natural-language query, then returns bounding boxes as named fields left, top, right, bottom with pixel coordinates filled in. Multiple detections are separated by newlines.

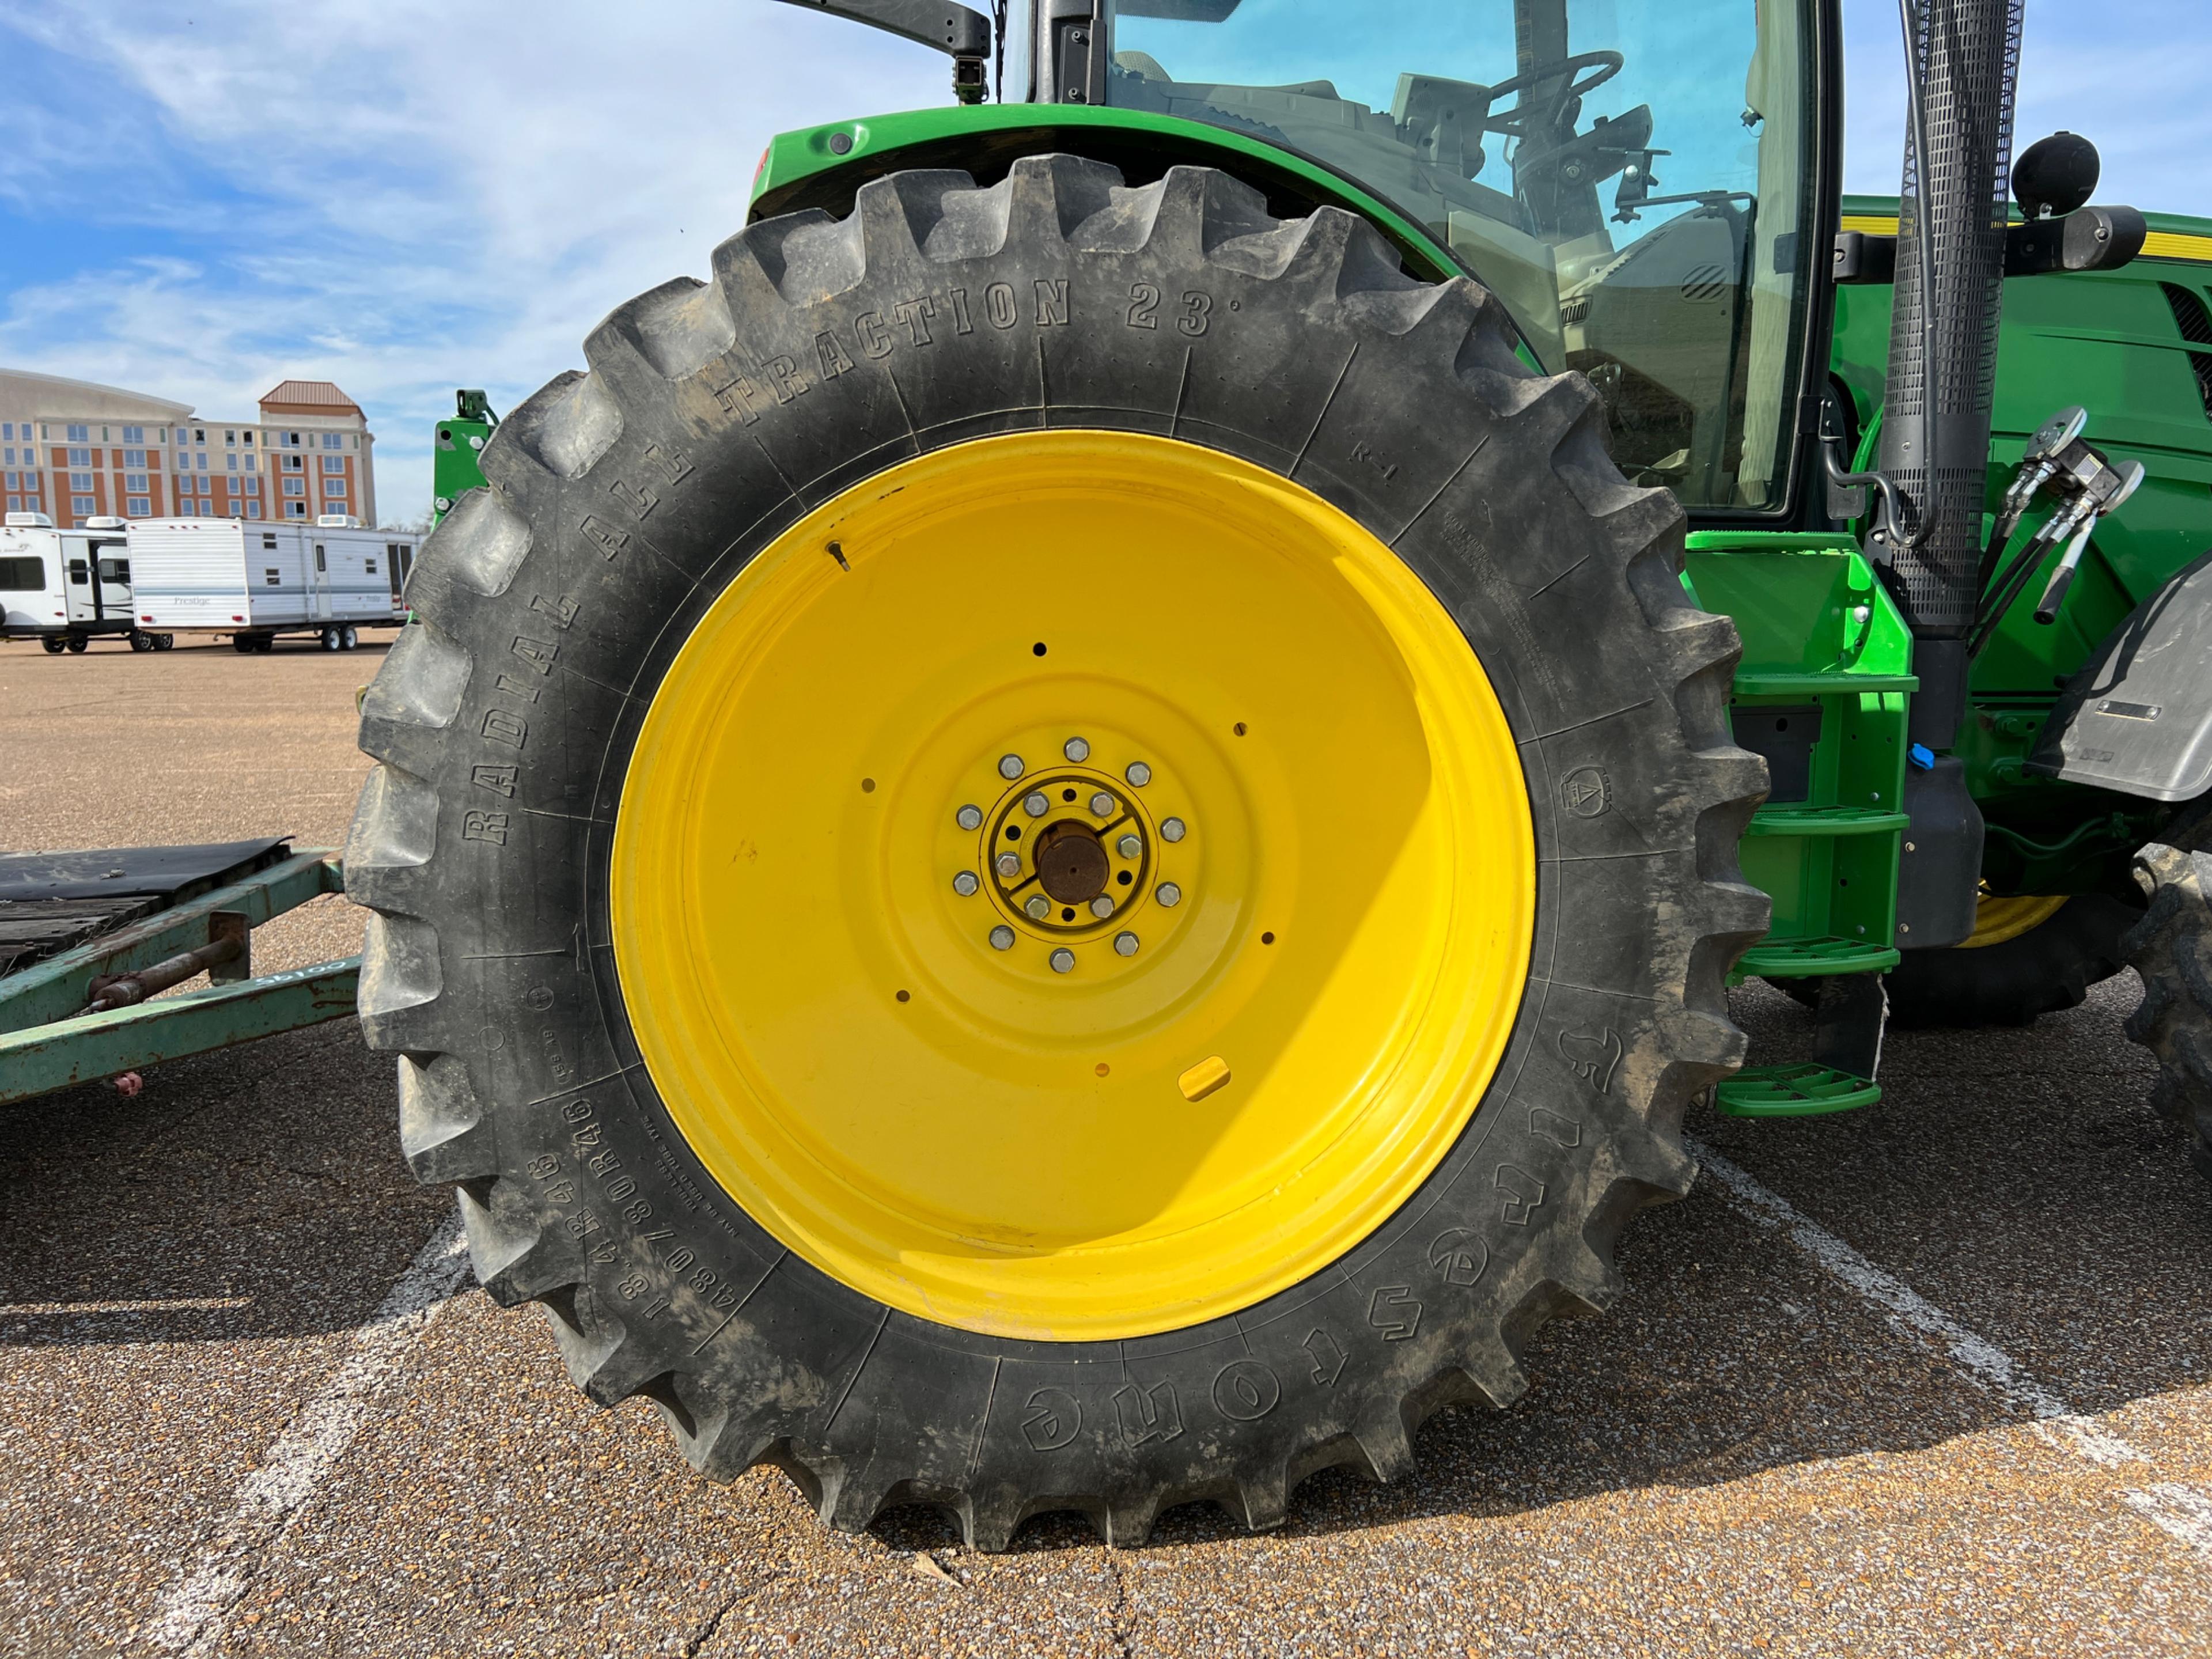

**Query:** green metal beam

left=0, top=957, right=361, bottom=1104
left=0, top=849, right=342, bottom=1037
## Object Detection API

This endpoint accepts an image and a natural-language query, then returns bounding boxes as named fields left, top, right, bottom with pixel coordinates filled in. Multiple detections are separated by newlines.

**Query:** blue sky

left=2, top=1, right=2205, bottom=524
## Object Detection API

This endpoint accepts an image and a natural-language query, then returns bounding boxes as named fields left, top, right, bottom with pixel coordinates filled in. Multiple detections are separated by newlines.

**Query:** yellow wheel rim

left=1957, top=891, right=2070, bottom=949
left=611, top=432, right=1535, bottom=1340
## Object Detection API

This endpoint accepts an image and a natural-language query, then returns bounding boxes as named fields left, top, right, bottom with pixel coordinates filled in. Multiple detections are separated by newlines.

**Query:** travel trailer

left=0, top=512, right=162, bottom=653
left=127, top=515, right=418, bottom=651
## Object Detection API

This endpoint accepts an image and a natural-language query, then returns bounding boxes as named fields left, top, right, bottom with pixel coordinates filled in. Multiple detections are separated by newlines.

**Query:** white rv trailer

left=127, top=516, right=421, bottom=652
left=0, top=512, right=161, bottom=654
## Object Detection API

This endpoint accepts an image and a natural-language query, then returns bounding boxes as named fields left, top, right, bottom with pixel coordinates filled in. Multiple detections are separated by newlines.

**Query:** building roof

left=258, top=380, right=364, bottom=418
left=0, top=366, right=193, bottom=419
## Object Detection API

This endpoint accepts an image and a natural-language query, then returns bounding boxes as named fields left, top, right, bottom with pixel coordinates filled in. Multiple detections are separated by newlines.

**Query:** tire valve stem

left=825, top=540, right=850, bottom=572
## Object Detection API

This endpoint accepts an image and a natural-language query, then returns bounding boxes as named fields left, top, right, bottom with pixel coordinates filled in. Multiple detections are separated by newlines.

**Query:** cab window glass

left=1106, top=0, right=1814, bottom=509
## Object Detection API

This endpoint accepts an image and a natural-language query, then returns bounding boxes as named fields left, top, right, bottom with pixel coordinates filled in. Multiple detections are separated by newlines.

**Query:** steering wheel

left=1475, top=50, right=1624, bottom=137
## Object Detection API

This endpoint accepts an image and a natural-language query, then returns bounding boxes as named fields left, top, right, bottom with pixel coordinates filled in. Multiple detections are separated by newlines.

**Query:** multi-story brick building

left=0, top=369, right=380, bottom=528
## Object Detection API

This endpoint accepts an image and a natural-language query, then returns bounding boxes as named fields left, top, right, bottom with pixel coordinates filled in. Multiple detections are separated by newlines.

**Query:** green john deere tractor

left=353, top=0, right=2212, bottom=1547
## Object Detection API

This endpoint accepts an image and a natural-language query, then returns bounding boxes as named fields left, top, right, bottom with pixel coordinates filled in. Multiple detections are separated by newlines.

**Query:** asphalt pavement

left=1, top=635, right=2207, bottom=1658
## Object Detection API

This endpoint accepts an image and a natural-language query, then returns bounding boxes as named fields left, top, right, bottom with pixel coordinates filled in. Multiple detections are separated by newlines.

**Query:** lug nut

left=998, top=753, right=1025, bottom=780
left=989, top=925, right=1015, bottom=951
left=1050, top=948, right=1076, bottom=974
left=1126, top=762, right=1152, bottom=787
left=1090, top=896, right=1115, bottom=919
left=953, top=871, right=980, bottom=896
left=995, top=851, right=1022, bottom=878
left=956, top=804, right=983, bottom=831
left=1090, top=791, right=1115, bottom=817
left=1023, top=791, right=1050, bottom=817
left=1161, top=817, right=1187, bottom=842
left=1117, top=834, right=1141, bottom=859
left=1025, top=895, right=1052, bottom=920
left=1157, top=882, right=1183, bottom=907
left=1063, top=736, right=1090, bottom=762
left=1114, top=931, right=1139, bottom=956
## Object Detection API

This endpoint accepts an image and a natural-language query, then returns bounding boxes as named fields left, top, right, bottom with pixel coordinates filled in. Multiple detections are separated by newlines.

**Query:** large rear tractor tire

left=2124, top=844, right=2212, bottom=1181
left=347, top=158, right=1768, bottom=1547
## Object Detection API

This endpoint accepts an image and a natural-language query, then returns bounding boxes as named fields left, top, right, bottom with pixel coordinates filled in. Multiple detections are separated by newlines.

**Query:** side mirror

left=770, top=0, right=993, bottom=104
left=2013, top=131, right=2100, bottom=221
left=2003, top=132, right=2143, bottom=276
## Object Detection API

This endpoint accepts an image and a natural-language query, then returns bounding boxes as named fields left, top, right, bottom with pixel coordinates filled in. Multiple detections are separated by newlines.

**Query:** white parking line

left=1687, top=1138, right=2210, bottom=1557
left=2126, top=1485, right=2212, bottom=1552
left=0, top=1298, right=251, bottom=1316
left=146, top=1211, right=469, bottom=1656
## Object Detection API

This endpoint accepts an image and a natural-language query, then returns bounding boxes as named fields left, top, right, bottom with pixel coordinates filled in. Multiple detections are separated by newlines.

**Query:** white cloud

left=0, top=0, right=950, bottom=518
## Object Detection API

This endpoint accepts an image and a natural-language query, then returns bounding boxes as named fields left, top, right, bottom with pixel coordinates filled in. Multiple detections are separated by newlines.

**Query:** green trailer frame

left=0, top=848, right=360, bottom=1105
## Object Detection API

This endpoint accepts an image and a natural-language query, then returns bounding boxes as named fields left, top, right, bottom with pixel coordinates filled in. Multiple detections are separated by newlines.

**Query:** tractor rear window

left=0, top=556, right=43, bottom=591
left=1106, top=0, right=1818, bottom=512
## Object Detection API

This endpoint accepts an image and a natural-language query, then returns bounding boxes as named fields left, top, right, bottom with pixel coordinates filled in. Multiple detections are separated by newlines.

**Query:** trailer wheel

left=41, top=637, right=65, bottom=656
left=342, top=625, right=359, bottom=650
left=154, top=634, right=174, bottom=651
left=130, top=630, right=154, bottom=652
left=349, top=158, right=1767, bottom=1548
left=321, top=627, right=343, bottom=652
left=65, top=635, right=88, bottom=654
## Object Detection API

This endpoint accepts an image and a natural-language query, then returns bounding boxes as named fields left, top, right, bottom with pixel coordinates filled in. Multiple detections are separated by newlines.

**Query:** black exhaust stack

left=1874, top=0, right=2023, bottom=947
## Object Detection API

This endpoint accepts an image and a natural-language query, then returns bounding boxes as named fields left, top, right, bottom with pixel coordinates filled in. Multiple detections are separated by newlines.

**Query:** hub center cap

left=1036, top=823, right=1109, bottom=903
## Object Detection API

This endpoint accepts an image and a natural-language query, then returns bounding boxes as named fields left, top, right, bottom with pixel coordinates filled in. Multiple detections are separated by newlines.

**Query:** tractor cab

left=1088, top=0, right=1823, bottom=511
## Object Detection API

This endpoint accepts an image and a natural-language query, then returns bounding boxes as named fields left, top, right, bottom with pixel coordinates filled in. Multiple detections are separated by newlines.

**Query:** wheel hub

left=961, top=749, right=1173, bottom=965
